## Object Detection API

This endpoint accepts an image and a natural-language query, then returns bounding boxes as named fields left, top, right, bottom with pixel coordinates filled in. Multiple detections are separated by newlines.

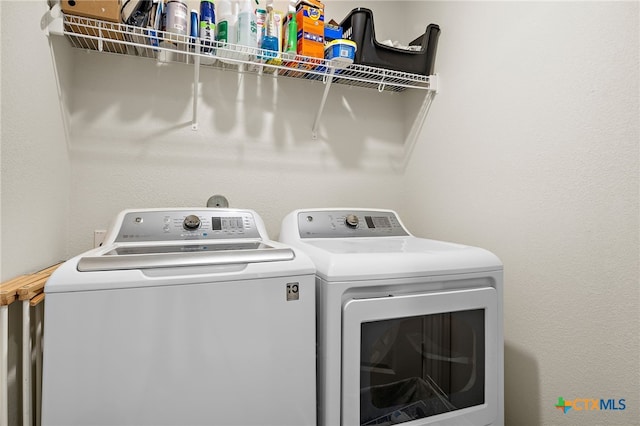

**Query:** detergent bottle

left=236, top=0, right=257, bottom=60
left=283, top=0, right=297, bottom=55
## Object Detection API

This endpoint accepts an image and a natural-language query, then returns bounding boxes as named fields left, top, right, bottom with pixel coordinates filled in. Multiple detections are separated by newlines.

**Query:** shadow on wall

left=505, top=341, right=541, bottom=425
left=48, top=39, right=423, bottom=173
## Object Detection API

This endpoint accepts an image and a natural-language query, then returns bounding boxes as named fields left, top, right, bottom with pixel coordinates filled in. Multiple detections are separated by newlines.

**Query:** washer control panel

left=114, top=210, right=261, bottom=242
left=297, top=210, right=409, bottom=238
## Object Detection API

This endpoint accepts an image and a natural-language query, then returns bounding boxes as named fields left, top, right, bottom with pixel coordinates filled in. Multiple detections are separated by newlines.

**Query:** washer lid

left=76, top=241, right=295, bottom=272
left=294, top=236, right=502, bottom=281
left=46, top=241, right=315, bottom=293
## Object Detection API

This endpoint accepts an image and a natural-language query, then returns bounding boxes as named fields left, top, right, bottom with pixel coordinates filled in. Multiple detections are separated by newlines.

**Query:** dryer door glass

left=360, top=310, right=484, bottom=424
left=341, top=287, right=498, bottom=426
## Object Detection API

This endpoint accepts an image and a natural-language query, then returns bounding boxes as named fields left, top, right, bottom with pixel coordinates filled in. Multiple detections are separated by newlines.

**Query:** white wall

left=1, top=1, right=71, bottom=424
left=1, top=1, right=638, bottom=425
left=402, top=2, right=639, bottom=425
left=1, top=1, right=70, bottom=277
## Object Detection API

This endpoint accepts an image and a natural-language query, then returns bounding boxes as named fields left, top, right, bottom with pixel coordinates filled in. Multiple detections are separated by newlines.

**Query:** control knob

left=345, top=214, right=359, bottom=228
left=183, top=215, right=201, bottom=230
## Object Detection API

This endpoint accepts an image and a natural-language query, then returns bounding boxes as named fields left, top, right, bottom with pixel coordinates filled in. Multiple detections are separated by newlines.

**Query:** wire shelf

left=61, top=14, right=435, bottom=93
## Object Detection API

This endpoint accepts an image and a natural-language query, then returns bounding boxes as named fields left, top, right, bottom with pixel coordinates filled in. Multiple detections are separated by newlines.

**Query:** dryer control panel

left=297, top=210, right=409, bottom=238
left=114, top=209, right=262, bottom=242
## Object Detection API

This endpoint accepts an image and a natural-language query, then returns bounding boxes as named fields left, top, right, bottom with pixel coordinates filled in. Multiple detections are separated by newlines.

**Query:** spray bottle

left=283, top=0, right=297, bottom=55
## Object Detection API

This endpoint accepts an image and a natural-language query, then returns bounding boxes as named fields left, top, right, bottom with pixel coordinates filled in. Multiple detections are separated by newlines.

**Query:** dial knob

left=345, top=214, right=359, bottom=228
left=183, top=215, right=201, bottom=230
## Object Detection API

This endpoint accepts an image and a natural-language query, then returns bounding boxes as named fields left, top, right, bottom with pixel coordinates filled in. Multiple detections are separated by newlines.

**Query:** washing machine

left=42, top=208, right=316, bottom=426
left=280, top=208, right=504, bottom=426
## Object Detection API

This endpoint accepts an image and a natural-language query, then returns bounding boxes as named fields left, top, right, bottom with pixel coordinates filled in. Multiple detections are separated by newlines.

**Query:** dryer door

left=342, top=287, right=498, bottom=426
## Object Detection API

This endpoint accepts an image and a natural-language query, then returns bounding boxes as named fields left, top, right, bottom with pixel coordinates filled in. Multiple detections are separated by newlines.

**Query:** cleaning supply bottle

left=283, top=0, right=297, bottom=55
left=215, top=0, right=236, bottom=62
left=260, top=0, right=278, bottom=59
left=265, top=0, right=275, bottom=36
left=256, top=6, right=267, bottom=48
left=199, top=0, right=215, bottom=54
left=236, top=0, right=257, bottom=60
left=215, top=0, right=235, bottom=46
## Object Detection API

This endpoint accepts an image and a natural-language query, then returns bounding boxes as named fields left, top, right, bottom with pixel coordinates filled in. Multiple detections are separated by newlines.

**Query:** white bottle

left=216, top=0, right=237, bottom=62
left=236, top=0, right=257, bottom=60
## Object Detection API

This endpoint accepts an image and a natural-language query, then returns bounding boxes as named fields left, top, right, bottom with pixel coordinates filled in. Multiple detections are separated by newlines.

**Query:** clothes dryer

left=280, top=208, right=503, bottom=426
left=42, top=208, right=316, bottom=426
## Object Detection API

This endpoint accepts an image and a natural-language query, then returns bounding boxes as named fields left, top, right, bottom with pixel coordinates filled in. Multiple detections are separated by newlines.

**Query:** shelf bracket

left=378, top=70, right=386, bottom=93
left=97, top=26, right=104, bottom=52
left=430, top=73, right=440, bottom=94
left=311, top=67, right=336, bottom=140
left=42, top=3, right=63, bottom=37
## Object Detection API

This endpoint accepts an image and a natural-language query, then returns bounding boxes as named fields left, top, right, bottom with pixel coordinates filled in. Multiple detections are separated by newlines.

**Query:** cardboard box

left=61, top=0, right=122, bottom=23
left=64, top=14, right=127, bottom=54
left=296, top=0, right=324, bottom=58
left=324, top=20, right=342, bottom=44
left=296, top=0, right=323, bottom=9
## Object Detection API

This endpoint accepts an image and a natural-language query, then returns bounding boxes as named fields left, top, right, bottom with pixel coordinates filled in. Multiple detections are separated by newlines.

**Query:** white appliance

left=280, top=208, right=504, bottom=426
left=42, top=208, right=316, bottom=426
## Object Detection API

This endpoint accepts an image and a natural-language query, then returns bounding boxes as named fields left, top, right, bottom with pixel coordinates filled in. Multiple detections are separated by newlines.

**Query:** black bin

left=340, top=8, right=440, bottom=76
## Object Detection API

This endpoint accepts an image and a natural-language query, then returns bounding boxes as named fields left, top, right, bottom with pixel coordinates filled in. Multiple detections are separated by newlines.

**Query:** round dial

left=345, top=214, right=359, bottom=228
left=183, top=215, right=201, bottom=230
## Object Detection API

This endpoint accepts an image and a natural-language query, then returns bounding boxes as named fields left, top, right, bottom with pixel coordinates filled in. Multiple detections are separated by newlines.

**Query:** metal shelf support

left=312, top=68, right=337, bottom=140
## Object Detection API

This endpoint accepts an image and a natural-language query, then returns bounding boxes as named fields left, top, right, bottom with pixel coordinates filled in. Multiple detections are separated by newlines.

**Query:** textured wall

left=1, top=1, right=638, bottom=425
left=401, top=2, right=639, bottom=425
left=1, top=1, right=70, bottom=277
left=0, top=2, right=71, bottom=424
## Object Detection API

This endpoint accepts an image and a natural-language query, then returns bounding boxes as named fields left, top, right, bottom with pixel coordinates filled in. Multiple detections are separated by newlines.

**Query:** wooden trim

left=0, top=275, right=29, bottom=306
left=0, top=262, right=63, bottom=306
left=29, top=293, right=45, bottom=307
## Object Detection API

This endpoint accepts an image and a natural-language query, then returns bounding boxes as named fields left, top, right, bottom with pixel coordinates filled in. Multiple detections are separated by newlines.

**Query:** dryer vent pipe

left=207, top=195, right=230, bottom=208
